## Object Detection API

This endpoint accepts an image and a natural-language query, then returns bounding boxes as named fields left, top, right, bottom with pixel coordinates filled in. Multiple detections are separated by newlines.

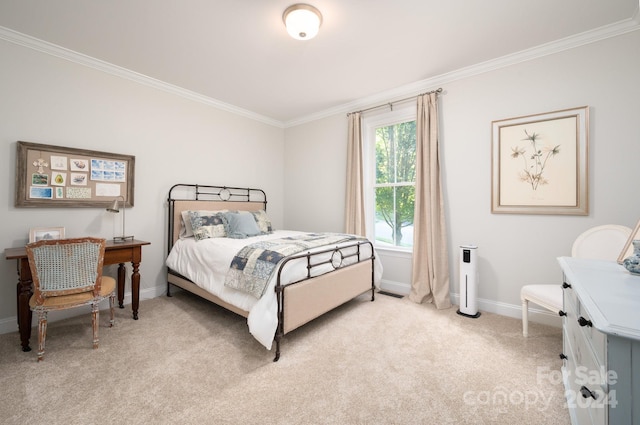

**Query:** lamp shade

left=107, top=199, right=120, bottom=213
left=283, top=4, right=322, bottom=40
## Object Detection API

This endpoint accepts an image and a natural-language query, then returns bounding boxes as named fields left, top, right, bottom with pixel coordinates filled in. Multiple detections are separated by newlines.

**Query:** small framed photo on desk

left=29, top=227, right=65, bottom=243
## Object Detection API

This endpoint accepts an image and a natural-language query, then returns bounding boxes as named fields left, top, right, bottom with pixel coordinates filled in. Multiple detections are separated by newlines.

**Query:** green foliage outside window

left=374, top=120, right=416, bottom=247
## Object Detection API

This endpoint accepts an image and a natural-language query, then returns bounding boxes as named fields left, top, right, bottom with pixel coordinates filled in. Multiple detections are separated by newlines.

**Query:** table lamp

left=106, top=196, right=134, bottom=243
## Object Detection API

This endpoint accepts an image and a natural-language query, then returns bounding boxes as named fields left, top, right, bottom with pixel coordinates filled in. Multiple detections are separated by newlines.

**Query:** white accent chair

left=520, top=224, right=631, bottom=337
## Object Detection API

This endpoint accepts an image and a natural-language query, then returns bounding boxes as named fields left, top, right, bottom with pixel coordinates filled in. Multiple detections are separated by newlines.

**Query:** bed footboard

left=282, top=261, right=373, bottom=333
left=273, top=240, right=375, bottom=361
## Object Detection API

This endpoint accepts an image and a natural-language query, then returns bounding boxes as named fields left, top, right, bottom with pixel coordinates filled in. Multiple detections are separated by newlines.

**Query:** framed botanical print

left=491, top=106, right=589, bottom=215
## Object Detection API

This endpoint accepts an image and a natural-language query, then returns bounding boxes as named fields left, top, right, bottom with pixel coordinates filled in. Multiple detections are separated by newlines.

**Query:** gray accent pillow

left=224, top=212, right=262, bottom=239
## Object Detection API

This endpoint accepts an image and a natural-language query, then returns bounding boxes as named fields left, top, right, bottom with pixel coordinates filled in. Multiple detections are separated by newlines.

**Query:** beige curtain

left=409, top=92, right=451, bottom=309
left=345, top=112, right=367, bottom=236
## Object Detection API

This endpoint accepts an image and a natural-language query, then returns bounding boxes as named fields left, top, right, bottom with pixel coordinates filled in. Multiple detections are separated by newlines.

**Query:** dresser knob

left=578, top=316, right=593, bottom=327
left=562, top=282, right=572, bottom=289
left=559, top=353, right=567, bottom=360
left=558, top=310, right=566, bottom=317
left=580, top=386, right=598, bottom=400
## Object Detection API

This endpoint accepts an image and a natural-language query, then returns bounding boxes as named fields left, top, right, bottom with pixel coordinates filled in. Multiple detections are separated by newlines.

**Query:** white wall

left=0, top=39, right=285, bottom=332
left=284, top=30, right=640, bottom=322
left=283, top=116, right=348, bottom=232
left=1, top=28, right=638, bottom=334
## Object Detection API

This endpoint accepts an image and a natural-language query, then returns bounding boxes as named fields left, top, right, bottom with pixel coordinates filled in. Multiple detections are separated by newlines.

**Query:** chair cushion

left=30, top=276, right=116, bottom=309
left=520, top=284, right=562, bottom=310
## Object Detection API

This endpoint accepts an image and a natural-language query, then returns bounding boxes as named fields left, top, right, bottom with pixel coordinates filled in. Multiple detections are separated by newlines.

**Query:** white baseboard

left=379, top=280, right=561, bottom=329
left=379, top=279, right=411, bottom=296
left=0, top=286, right=164, bottom=335
left=449, top=292, right=562, bottom=328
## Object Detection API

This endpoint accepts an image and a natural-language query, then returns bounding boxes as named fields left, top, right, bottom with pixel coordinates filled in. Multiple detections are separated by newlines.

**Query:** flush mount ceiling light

left=283, top=3, right=322, bottom=40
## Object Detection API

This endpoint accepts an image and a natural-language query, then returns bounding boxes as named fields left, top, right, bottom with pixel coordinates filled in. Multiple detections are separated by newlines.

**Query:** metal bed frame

left=166, top=183, right=375, bottom=361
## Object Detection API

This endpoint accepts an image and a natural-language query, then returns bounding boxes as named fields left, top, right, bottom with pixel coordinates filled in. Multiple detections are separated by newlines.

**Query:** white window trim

left=362, top=103, right=416, bottom=253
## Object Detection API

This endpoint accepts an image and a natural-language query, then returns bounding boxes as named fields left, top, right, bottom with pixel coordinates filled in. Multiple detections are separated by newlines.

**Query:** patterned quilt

left=224, top=233, right=361, bottom=298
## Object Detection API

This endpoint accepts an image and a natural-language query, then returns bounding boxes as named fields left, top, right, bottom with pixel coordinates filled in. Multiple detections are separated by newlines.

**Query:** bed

left=165, top=184, right=382, bottom=361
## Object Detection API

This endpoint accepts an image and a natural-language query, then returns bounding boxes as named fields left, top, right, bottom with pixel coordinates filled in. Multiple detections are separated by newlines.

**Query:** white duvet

left=165, top=230, right=382, bottom=350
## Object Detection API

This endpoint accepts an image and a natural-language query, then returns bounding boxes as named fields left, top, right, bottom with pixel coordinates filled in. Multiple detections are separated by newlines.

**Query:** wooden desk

left=5, top=239, right=150, bottom=352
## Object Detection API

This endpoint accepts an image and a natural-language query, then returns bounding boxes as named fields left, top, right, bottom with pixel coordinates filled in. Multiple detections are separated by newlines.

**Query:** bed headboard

left=167, top=184, right=267, bottom=254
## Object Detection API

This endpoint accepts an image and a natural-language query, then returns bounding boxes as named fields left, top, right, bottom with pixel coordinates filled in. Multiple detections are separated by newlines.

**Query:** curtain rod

left=347, top=87, right=442, bottom=116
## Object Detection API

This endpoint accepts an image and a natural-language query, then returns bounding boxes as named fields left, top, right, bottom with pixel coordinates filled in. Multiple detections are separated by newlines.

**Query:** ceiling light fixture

left=283, top=4, right=322, bottom=40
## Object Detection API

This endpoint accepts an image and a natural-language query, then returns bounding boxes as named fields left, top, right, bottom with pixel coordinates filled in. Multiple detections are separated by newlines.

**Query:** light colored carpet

left=0, top=291, right=570, bottom=424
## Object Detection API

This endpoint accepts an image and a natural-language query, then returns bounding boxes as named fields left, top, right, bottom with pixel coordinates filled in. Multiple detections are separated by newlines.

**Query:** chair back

left=571, top=225, right=631, bottom=260
left=26, top=237, right=107, bottom=305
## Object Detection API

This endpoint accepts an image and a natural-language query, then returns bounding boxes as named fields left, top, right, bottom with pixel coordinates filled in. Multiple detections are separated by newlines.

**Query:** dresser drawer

left=563, top=281, right=606, bottom=366
left=575, top=300, right=607, bottom=366
left=562, top=281, right=579, bottom=314
left=563, top=329, right=603, bottom=425
left=562, top=275, right=609, bottom=425
left=575, top=339, right=607, bottom=425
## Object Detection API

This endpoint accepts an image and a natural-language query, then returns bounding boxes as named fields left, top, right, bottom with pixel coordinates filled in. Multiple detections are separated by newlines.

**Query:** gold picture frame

left=617, top=219, right=640, bottom=264
left=491, top=106, right=589, bottom=215
left=29, top=227, right=65, bottom=243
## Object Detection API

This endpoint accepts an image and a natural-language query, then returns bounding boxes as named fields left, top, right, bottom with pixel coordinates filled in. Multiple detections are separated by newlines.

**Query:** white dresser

left=558, top=257, right=640, bottom=425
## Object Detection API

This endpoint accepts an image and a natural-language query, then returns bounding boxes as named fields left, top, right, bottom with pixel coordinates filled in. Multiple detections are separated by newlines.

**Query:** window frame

left=362, top=103, right=417, bottom=253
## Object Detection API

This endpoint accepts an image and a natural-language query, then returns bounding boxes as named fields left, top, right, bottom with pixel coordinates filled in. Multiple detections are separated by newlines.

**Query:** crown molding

left=283, top=12, right=640, bottom=128
left=0, top=26, right=284, bottom=128
left=1, top=11, right=638, bottom=131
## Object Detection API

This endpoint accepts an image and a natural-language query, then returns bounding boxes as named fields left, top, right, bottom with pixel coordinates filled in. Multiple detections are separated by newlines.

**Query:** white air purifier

left=457, top=245, right=480, bottom=318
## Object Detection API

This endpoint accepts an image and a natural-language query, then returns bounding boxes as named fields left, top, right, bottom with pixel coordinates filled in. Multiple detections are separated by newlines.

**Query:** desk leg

left=131, top=261, right=140, bottom=320
left=117, top=263, right=125, bottom=308
left=16, top=259, right=33, bottom=352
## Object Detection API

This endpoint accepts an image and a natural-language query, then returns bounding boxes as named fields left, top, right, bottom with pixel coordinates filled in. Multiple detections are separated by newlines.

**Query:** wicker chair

left=26, top=237, right=116, bottom=361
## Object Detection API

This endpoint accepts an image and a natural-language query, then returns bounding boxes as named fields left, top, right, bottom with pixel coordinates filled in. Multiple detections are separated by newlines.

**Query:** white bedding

left=165, top=230, right=382, bottom=350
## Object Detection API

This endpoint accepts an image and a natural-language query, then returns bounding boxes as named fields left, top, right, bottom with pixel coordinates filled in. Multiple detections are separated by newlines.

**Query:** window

left=363, top=105, right=416, bottom=251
